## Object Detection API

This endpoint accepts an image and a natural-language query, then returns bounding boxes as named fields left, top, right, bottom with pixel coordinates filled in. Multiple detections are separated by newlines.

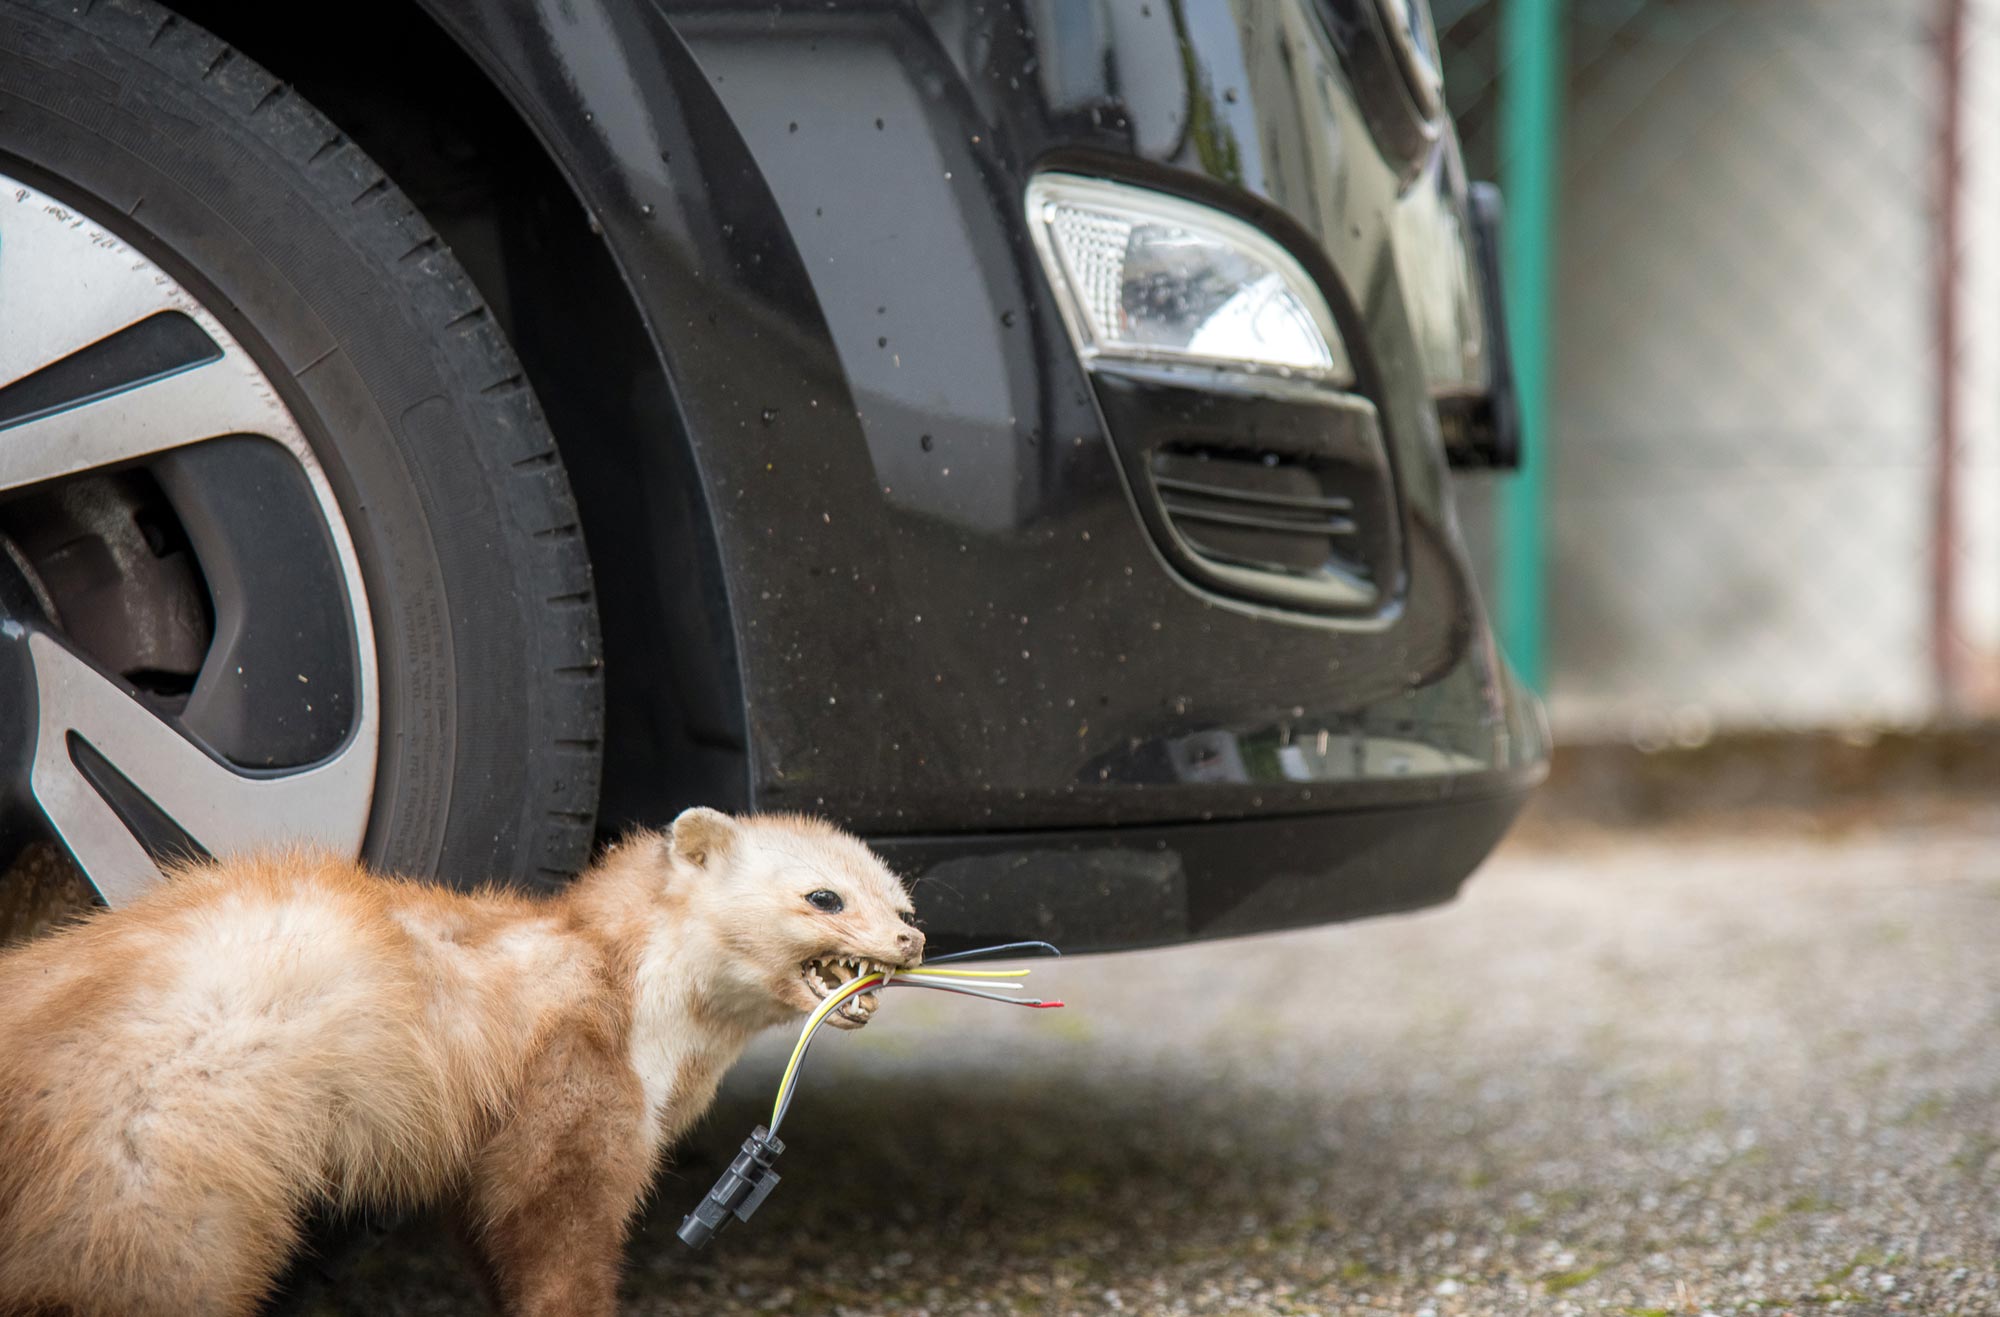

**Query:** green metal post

left=1497, top=0, right=1562, bottom=693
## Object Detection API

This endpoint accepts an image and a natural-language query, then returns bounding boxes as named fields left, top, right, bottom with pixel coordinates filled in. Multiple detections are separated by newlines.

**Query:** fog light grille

left=1151, top=447, right=1372, bottom=589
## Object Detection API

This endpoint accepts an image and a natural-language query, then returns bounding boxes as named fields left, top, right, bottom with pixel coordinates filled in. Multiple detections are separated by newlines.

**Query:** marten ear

left=670, top=807, right=737, bottom=871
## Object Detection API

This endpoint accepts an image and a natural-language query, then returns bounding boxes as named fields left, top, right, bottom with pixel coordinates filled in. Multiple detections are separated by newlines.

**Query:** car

left=0, top=0, right=1547, bottom=953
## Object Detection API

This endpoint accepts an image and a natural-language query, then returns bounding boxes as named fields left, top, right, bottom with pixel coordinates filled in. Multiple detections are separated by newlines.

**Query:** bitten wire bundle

left=679, top=941, right=1064, bottom=1247
left=769, top=940, right=1062, bottom=1136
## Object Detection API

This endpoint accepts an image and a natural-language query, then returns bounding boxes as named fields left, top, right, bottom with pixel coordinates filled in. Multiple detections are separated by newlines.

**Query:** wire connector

left=677, top=1125, right=785, bottom=1250
left=678, top=943, right=1061, bottom=1249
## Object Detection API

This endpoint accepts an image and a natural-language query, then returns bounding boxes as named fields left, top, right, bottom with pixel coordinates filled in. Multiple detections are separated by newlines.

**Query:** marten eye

left=898, top=910, right=920, bottom=927
left=805, top=889, right=844, bottom=913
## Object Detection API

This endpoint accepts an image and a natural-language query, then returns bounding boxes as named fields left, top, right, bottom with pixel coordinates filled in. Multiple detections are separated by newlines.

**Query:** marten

left=0, top=808, right=923, bottom=1316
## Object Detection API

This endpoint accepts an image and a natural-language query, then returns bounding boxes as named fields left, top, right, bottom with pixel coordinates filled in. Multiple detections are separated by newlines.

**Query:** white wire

left=881, top=977, right=1052, bottom=1007
left=888, top=973, right=1024, bottom=991
left=768, top=951, right=1062, bottom=1133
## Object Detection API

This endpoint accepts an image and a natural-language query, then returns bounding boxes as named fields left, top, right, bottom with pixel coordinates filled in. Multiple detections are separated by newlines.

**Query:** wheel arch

left=162, top=0, right=752, bottom=831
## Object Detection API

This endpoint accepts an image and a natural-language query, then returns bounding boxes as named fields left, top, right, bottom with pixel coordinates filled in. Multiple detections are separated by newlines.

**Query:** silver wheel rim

left=0, top=174, right=378, bottom=903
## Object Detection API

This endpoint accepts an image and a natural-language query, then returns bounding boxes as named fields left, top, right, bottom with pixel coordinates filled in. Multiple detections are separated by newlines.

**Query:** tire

left=0, top=0, right=603, bottom=886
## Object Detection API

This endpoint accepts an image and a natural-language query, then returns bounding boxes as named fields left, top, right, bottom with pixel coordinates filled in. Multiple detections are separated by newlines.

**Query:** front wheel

left=0, top=0, right=604, bottom=914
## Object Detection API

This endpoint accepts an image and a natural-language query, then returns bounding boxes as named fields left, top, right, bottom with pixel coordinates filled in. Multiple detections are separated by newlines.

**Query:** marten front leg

left=467, top=1027, right=654, bottom=1317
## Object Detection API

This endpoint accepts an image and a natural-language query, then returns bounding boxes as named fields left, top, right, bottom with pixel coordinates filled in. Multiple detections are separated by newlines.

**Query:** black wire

left=922, top=940, right=1063, bottom=965
left=770, top=942, right=1063, bottom=1134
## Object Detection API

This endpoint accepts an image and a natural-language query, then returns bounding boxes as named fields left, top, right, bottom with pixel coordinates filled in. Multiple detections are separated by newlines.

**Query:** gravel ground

left=322, top=813, right=2000, bottom=1316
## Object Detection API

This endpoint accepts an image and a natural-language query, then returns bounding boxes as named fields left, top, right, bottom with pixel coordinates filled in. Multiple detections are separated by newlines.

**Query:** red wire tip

left=1028, top=1000, right=1065, bottom=1009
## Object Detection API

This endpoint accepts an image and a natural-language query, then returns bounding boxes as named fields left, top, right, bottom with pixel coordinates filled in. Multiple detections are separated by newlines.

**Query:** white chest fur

left=625, top=934, right=744, bottom=1147
left=628, top=937, right=690, bottom=1133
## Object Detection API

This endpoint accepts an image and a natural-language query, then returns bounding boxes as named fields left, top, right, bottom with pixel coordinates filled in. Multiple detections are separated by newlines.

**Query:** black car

left=0, top=0, right=1546, bottom=951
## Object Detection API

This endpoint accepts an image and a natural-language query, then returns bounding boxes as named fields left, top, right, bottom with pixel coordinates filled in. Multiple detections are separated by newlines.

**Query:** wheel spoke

left=27, top=633, right=374, bottom=905
left=0, top=185, right=195, bottom=386
left=0, top=356, right=280, bottom=492
left=1, top=179, right=274, bottom=492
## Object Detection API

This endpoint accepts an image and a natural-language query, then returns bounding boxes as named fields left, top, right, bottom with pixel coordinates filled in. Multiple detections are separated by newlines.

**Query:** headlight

left=1026, top=174, right=1354, bottom=387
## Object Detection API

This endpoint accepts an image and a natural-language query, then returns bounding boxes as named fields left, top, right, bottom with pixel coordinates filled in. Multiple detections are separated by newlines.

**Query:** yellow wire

left=772, top=971, right=885, bottom=1127
left=770, top=963, right=1038, bottom=1125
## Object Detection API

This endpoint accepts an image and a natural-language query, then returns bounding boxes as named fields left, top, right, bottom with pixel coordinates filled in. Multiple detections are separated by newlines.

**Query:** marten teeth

left=803, top=955, right=898, bottom=996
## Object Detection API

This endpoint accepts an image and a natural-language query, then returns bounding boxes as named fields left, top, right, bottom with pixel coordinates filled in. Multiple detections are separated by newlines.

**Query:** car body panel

left=409, top=0, right=1545, bottom=922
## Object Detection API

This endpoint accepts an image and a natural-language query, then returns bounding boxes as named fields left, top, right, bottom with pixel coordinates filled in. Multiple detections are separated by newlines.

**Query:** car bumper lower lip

left=873, top=770, right=1541, bottom=954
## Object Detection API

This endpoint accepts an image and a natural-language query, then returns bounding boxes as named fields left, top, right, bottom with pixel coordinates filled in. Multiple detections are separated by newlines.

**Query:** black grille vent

left=1088, top=364, right=1403, bottom=617
left=1150, top=448, right=1374, bottom=598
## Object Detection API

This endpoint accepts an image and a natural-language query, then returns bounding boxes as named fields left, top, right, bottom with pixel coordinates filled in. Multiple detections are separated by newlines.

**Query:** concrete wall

left=1517, top=0, right=2000, bottom=739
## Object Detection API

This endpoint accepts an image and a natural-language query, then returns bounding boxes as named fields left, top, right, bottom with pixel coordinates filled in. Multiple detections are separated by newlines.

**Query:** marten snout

left=893, top=927, right=924, bottom=963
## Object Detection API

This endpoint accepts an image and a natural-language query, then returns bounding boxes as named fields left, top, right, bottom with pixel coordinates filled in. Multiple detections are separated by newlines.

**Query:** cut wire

left=767, top=946, right=1065, bottom=1136
left=885, top=979, right=1061, bottom=1007
left=891, top=973, right=1024, bottom=991
left=922, top=940, right=1062, bottom=965
left=770, top=970, right=884, bottom=1134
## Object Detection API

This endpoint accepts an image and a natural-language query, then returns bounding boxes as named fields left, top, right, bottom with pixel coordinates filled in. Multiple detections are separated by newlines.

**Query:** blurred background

left=1445, top=0, right=2000, bottom=828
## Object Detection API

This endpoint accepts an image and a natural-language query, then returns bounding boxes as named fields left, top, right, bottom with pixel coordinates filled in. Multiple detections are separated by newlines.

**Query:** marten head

left=667, top=808, right=923, bottom=1030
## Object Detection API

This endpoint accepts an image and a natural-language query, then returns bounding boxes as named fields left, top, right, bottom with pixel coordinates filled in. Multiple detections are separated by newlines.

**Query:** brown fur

left=0, top=810, right=921, bottom=1316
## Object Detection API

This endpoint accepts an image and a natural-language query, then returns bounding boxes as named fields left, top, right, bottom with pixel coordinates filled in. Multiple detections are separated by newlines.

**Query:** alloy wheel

left=0, top=173, right=377, bottom=906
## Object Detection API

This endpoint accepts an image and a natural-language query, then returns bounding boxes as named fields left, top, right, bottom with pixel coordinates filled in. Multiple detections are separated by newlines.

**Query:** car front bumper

left=877, top=770, right=1537, bottom=953
left=420, top=0, right=1548, bottom=937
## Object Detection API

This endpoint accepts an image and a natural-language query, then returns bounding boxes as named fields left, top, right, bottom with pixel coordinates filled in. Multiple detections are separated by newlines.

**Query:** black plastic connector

left=677, top=1125, right=785, bottom=1249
